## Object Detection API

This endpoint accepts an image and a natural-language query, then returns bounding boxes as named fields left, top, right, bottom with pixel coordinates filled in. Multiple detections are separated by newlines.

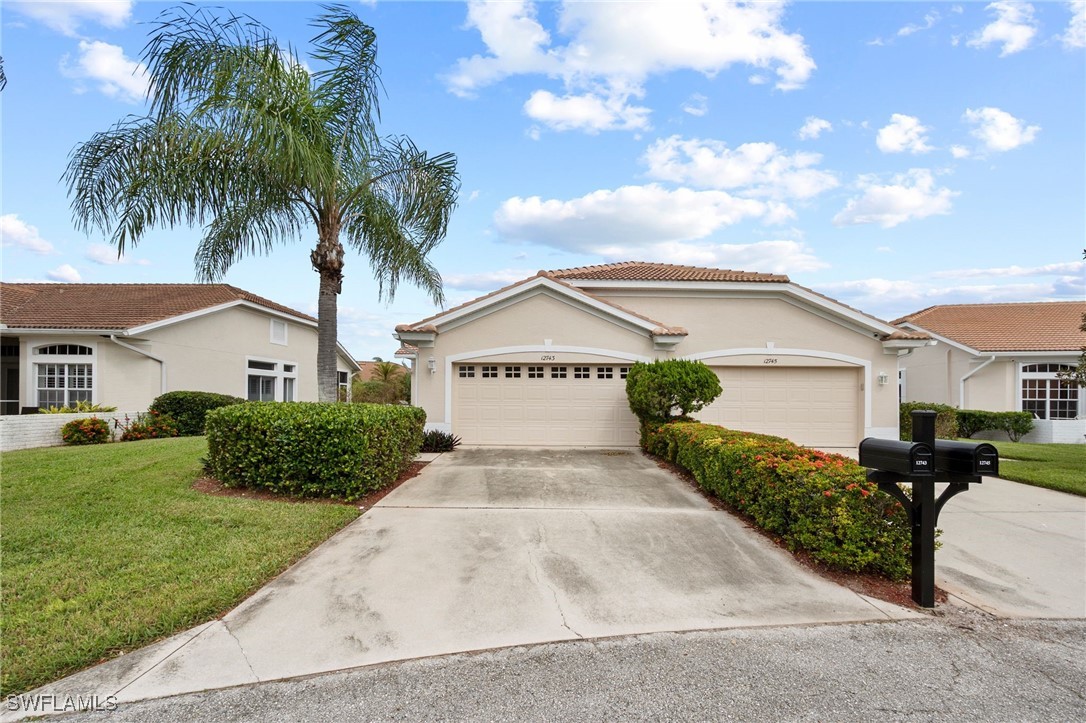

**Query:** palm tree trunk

left=312, top=226, right=345, bottom=403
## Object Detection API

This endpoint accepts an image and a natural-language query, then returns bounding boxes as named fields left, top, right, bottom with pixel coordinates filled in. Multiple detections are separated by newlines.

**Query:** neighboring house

left=394, top=262, right=928, bottom=449
left=895, top=301, right=1086, bottom=444
left=0, top=283, right=360, bottom=414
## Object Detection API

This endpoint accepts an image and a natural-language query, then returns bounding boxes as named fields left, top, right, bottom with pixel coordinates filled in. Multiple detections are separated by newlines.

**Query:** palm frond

left=194, top=195, right=308, bottom=281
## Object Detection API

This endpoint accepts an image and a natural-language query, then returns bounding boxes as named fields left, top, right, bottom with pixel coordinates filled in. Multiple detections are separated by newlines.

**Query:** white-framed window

left=505, top=366, right=521, bottom=378
left=619, top=367, right=631, bottom=380
left=551, top=366, right=567, bottom=379
left=33, top=343, right=95, bottom=409
left=597, top=367, right=614, bottom=379
left=336, top=371, right=348, bottom=402
left=270, top=319, right=288, bottom=346
left=527, top=366, right=544, bottom=379
left=574, top=366, right=590, bottom=379
left=246, top=357, right=298, bottom=402
left=481, top=365, right=498, bottom=378
left=1021, top=363, right=1078, bottom=420
left=898, top=369, right=906, bottom=403
left=459, top=365, right=475, bottom=378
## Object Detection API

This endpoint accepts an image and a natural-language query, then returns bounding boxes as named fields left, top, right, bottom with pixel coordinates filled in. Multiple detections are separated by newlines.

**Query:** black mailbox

left=858, top=438, right=934, bottom=477
left=934, top=440, right=999, bottom=477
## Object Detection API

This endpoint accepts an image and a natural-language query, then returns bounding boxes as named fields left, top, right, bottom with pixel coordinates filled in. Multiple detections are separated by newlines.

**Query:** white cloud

left=494, top=184, right=780, bottom=251
left=642, top=136, right=838, bottom=201
left=445, top=269, right=539, bottom=290
left=60, top=40, right=148, bottom=104
left=46, top=264, right=82, bottom=283
left=681, top=93, right=708, bottom=117
left=950, top=145, right=972, bottom=159
left=967, top=1, right=1038, bottom=56
left=9, top=0, right=132, bottom=37
left=898, top=10, right=941, bottom=36
left=1063, top=1, right=1086, bottom=48
left=85, top=243, right=150, bottom=266
left=876, top=114, right=933, bottom=154
left=597, top=239, right=828, bottom=274
left=932, top=260, right=1085, bottom=279
left=467, top=190, right=481, bottom=202
left=833, top=169, right=957, bottom=228
left=523, top=89, right=650, bottom=133
left=963, top=107, right=1040, bottom=152
left=1, top=214, right=56, bottom=255
left=797, top=116, right=832, bottom=140
left=447, top=0, right=815, bottom=133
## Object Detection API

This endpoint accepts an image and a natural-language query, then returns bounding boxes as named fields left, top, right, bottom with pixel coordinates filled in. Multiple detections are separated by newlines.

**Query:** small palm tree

left=65, top=4, right=459, bottom=401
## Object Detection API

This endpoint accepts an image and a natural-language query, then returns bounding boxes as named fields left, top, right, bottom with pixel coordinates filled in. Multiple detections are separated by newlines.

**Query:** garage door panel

left=454, top=363, right=639, bottom=446
left=696, top=366, right=859, bottom=448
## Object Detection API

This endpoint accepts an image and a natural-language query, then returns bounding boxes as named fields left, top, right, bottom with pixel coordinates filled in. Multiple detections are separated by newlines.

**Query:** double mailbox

left=858, top=438, right=998, bottom=478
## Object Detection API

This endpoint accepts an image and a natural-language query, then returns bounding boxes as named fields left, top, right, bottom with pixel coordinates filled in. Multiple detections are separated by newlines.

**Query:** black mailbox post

left=859, top=410, right=995, bottom=607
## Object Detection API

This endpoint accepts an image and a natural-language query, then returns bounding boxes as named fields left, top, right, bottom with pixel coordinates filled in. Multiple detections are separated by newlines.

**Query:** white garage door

left=453, top=363, right=640, bottom=446
left=695, top=366, right=860, bottom=448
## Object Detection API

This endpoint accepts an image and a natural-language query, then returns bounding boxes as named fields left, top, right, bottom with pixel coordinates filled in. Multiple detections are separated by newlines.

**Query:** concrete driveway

left=21, top=448, right=917, bottom=711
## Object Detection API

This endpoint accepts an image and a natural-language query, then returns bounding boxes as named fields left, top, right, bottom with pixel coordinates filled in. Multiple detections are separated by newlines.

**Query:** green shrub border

left=205, top=402, right=425, bottom=501
left=150, top=391, right=246, bottom=436
left=900, top=402, right=1035, bottom=442
left=645, top=421, right=911, bottom=580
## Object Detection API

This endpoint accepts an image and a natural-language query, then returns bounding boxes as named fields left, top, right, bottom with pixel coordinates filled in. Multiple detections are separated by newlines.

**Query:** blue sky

left=2, top=1, right=1084, bottom=361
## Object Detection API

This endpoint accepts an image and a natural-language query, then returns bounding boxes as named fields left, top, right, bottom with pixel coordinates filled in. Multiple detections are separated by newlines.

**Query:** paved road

left=46, top=610, right=1086, bottom=722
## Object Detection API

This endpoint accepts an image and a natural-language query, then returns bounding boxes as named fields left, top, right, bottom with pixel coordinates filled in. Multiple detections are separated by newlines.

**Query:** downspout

left=109, top=335, right=167, bottom=396
left=959, top=355, right=995, bottom=409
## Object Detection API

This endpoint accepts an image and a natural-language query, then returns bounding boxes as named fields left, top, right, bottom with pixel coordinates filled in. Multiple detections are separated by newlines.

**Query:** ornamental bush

left=899, top=402, right=959, bottom=441
left=43, top=401, right=118, bottom=414
left=421, top=429, right=461, bottom=453
left=149, top=391, right=246, bottom=436
left=626, top=359, right=722, bottom=423
left=61, top=417, right=111, bottom=445
left=118, top=410, right=180, bottom=441
left=644, top=420, right=911, bottom=580
left=957, top=409, right=1034, bottom=442
left=205, top=402, right=425, bottom=501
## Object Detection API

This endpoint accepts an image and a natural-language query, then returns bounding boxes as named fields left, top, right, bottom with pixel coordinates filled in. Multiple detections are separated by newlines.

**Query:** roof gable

left=550, top=261, right=788, bottom=283
left=0, top=283, right=315, bottom=331
left=894, top=302, right=1086, bottom=352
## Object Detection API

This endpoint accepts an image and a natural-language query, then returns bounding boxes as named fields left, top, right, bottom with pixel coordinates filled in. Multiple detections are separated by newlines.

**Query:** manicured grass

left=991, top=440, right=1086, bottom=496
left=0, top=437, right=360, bottom=695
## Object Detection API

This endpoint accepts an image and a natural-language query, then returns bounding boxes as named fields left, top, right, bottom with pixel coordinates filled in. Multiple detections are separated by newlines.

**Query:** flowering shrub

left=644, top=421, right=911, bottom=580
left=61, top=417, right=111, bottom=445
left=116, top=410, right=180, bottom=441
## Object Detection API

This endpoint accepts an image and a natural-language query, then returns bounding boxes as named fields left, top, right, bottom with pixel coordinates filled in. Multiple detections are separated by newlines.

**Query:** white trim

left=244, top=355, right=299, bottom=402
left=441, top=345, right=652, bottom=427
left=411, top=276, right=667, bottom=337
left=108, top=335, right=167, bottom=396
left=270, top=318, right=288, bottom=346
left=562, top=279, right=902, bottom=337
left=128, top=300, right=315, bottom=335
left=959, top=355, right=996, bottom=409
left=28, top=339, right=98, bottom=408
left=897, top=323, right=979, bottom=355
left=684, top=347, right=873, bottom=437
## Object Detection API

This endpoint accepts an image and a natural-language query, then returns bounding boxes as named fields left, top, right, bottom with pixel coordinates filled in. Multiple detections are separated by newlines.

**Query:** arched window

left=33, top=343, right=95, bottom=409
left=1021, top=364, right=1078, bottom=420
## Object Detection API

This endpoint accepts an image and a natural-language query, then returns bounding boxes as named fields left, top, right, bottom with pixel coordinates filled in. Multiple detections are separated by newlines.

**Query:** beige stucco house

left=895, top=301, right=1086, bottom=444
left=0, top=283, right=360, bottom=414
left=394, top=262, right=929, bottom=450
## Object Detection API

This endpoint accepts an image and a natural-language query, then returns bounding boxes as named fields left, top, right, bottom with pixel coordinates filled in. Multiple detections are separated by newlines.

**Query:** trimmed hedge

left=626, top=359, right=722, bottom=422
left=899, top=402, right=959, bottom=441
left=645, top=421, right=910, bottom=580
left=149, top=391, right=246, bottom=436
left=205, top=402, right=425, bottom=501
left=957, top=409, right=1035, bottom=442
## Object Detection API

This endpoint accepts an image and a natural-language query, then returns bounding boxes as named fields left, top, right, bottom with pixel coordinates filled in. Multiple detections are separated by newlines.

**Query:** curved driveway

left=24, top=448, right=918, bottom=710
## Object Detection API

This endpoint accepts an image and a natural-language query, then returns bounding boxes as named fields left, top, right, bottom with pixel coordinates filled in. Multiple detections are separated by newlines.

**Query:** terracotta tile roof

left=394, top=344, right=418, bottom=357
left=0, top=283, right=315, bottom=330
left=883, top=329, right=931, bottom=341
left=894, top=302, right=1086, bottom=352
left=396, top=271, right=687, bottom=336
left=549, top=261, right=788, bottom=283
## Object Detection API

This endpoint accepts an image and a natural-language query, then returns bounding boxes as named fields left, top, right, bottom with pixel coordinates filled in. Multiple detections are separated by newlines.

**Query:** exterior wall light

left=877, top=372, right=889, bottom=386
left=427, top=356, right=436, bottom=374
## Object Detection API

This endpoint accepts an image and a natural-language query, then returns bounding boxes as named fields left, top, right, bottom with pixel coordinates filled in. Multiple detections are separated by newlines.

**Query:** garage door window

left=459, top=365, right=476, bottom=378
left=551, top=367, right=567, bottom=379
left=505, top=366, right=521, bottom=378
left=620, top=367, right=630, bottom=379
left=528, top=366, right=544, bottom=379
left=482, top=365, right=498, bottom=378
left=597, top=367, right=613, bottom=379
left=574, top=366, right=590, bottom=379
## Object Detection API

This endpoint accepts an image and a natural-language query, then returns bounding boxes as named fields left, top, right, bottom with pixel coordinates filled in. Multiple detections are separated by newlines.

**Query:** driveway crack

left=527, top=525, right=584, bottom=640
left=222, top=621, right=261, bottom=683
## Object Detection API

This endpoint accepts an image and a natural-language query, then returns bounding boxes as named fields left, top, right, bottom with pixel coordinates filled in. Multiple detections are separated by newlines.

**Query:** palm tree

left=64, top=4, right=459, bottom=401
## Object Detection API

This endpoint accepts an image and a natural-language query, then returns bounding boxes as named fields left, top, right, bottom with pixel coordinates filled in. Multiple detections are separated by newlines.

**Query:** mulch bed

left=192, top=461, right=428, bottom=509
left=651, top=455, right=946, bottom=611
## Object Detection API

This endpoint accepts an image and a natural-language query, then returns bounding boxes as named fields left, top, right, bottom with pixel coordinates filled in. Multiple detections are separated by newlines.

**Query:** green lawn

left=0, top=437, right=360, bottom=695
left=992, top=440, right=1086, bottom=496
